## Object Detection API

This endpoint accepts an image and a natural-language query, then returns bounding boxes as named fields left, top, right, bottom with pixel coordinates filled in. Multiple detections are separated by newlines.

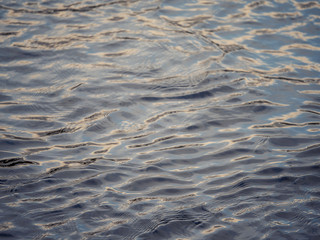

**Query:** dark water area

left=0, top=0, right=320, bottom=239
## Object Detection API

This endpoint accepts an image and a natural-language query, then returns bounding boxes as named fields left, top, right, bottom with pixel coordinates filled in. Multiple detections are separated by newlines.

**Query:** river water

left=0, top=0, right=320, bottom=239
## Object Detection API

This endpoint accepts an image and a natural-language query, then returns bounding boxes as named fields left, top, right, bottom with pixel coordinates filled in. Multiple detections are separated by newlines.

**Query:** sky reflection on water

left=0, top=0, right=320, bottom=239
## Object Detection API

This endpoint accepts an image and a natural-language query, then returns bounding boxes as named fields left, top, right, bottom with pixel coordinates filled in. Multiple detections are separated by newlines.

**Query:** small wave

left=0, top=0, right=319, bottom=239
left=0, top=157, right=38, bottom=167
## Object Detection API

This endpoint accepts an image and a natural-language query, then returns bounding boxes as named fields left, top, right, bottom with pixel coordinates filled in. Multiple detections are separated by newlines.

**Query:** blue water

left=0, top=0, right=320, bottom=239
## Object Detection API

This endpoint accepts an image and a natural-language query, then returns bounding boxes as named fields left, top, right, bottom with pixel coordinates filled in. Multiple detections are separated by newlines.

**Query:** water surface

left=0, top=0, right=320, bottom=239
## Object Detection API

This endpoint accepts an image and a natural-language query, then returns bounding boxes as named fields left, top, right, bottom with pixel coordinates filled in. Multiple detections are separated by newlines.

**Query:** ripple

left=0, top=0, right=319, bottom=239
left=0, top=157, right=38, bottom=167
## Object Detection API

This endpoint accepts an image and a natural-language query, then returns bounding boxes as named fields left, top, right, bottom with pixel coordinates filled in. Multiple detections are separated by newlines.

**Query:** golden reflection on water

left=202, top=225, right=225, bottom=234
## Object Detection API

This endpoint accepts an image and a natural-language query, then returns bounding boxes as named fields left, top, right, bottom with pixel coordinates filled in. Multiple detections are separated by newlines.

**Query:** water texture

left=0, top=0, right=320, bottom=239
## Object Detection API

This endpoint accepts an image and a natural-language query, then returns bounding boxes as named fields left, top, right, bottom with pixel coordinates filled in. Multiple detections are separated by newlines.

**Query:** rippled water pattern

left=1, top=0, right=320, bottom=239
